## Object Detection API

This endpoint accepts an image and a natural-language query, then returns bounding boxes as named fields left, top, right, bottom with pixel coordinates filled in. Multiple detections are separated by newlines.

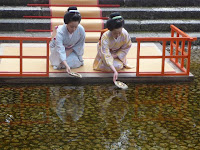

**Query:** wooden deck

left=0, top=42, right=194, bottom=84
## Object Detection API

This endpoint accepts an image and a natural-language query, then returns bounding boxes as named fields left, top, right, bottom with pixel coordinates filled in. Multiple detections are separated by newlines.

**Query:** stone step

left=0, top=6, right=50, bottom=18
left=99, top=0, right=200, bottom=7
left=101, top=7, right=200, bottom=19
left=1, top=0, right=200, bottom=7
left=1, top=18, right=200, bottom=32
left=1, top=6, right=200, bottom=20
left=0, top=31, right=199, bottom=44
left=0, top=0, right=116, bottom=6
left=0, top=18, right=103, bottom=32
left=0, top=19, right=51, bottom=31
left=0, top=31, right=100, bottom=43
left=122, top=19, right=200, bottom=32
left=0, top=0, right=48, bottom=6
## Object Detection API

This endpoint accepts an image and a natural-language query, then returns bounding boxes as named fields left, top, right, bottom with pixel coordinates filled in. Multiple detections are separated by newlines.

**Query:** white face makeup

left=67, top=21, right=79, bottom=34
left=111, top=27, right=122, bottom=39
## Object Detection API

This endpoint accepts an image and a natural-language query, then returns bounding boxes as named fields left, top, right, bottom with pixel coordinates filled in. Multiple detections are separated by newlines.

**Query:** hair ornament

left=69, top=10, right=80, bottom=13
left=112, top=16, right=122, bottom=20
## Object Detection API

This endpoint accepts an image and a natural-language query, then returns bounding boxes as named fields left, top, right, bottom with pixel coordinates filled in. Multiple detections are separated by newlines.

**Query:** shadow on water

left=0, top=48, right=200, bottom=149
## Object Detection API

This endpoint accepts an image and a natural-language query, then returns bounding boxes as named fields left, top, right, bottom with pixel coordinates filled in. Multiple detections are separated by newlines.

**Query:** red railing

left=136, top=25, right=197, bottom=76
left=0, top=37, right=51, bottom=77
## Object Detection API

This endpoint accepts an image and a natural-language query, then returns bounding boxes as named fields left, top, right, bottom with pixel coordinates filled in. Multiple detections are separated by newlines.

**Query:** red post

left=136, top=41, right=141, bottom=76
left=175, top=33, right=180, bottom=63
left=181, top=40, right=185, bottom=68
left=186, top=41, right=192, bottom=75
left=46, top=41, right=50, bottom=76
left=161, top=41, right=166, bottom=75
left=20, top=40, right=23, bottom=75
left=170, top=29, right=174, bottom=62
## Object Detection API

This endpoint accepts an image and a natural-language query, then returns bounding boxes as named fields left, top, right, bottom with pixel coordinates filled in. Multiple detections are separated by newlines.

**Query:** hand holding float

left=68, top=72, right=82, bottom=78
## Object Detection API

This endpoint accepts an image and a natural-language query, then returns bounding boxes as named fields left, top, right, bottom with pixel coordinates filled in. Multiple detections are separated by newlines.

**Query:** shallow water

left=0, top=48, right=200, bottom=150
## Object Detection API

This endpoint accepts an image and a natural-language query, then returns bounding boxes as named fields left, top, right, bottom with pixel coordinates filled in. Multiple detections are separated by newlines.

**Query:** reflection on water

left=0, top=49, right=200, bottom=149
left=97, top=86, right=130, bottom=149
left=50, top=86, right=85, bottom=123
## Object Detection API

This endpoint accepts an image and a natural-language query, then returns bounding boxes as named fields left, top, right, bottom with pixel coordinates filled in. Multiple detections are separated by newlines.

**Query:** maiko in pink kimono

left=93, top=12, right=132, bottom=82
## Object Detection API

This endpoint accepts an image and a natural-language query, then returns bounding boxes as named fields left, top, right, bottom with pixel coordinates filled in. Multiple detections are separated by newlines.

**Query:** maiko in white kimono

left=50, top=24, right=85, bottom=69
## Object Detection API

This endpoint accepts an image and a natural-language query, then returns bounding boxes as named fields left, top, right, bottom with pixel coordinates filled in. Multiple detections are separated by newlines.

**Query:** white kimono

left=50, top=24, right=85, bottom=69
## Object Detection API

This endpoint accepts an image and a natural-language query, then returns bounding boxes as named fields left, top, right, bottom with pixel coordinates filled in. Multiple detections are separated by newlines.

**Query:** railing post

left=187, top=41, right=192, bottom=75
left=175, top=33, right=179, bottom=63
left=162, top=41, right=166, bottom=75
left=46, top=41, right=50, bottom=77
left=181, top=40, right=185, bottom=68
left=136, top=41, right=140, bottom=76
left=20, top=40, right=23, bottom=75
left=170, top=29, right=174, bottom=61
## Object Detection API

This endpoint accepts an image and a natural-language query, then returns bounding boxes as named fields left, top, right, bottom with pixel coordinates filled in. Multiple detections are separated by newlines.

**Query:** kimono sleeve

left=100, top=34, right=113, bottom=67
left=72, top=26, right=85, bottom=56
left=55, top=31, right=67, bottom=62
left=116, top=32, right=132, bottom=62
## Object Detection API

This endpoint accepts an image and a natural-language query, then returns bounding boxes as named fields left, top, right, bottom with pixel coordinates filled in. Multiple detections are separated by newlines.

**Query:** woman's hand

left=66, top=65, right=71, bottom=73
left=66, top=49, right=73, bottom=57
left=111, top=53, right=118, bottom=59
left=113, top=71, right=118, bottom=82
left=62, top=61, right=71, bottom=73
left=110, top=65, right=118, bottom=82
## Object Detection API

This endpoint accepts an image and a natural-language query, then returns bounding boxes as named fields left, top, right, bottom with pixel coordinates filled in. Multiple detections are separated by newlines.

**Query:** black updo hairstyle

left=64, top=6, right=81, bottom=24
left=106, top=12, right=124, bottom=31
